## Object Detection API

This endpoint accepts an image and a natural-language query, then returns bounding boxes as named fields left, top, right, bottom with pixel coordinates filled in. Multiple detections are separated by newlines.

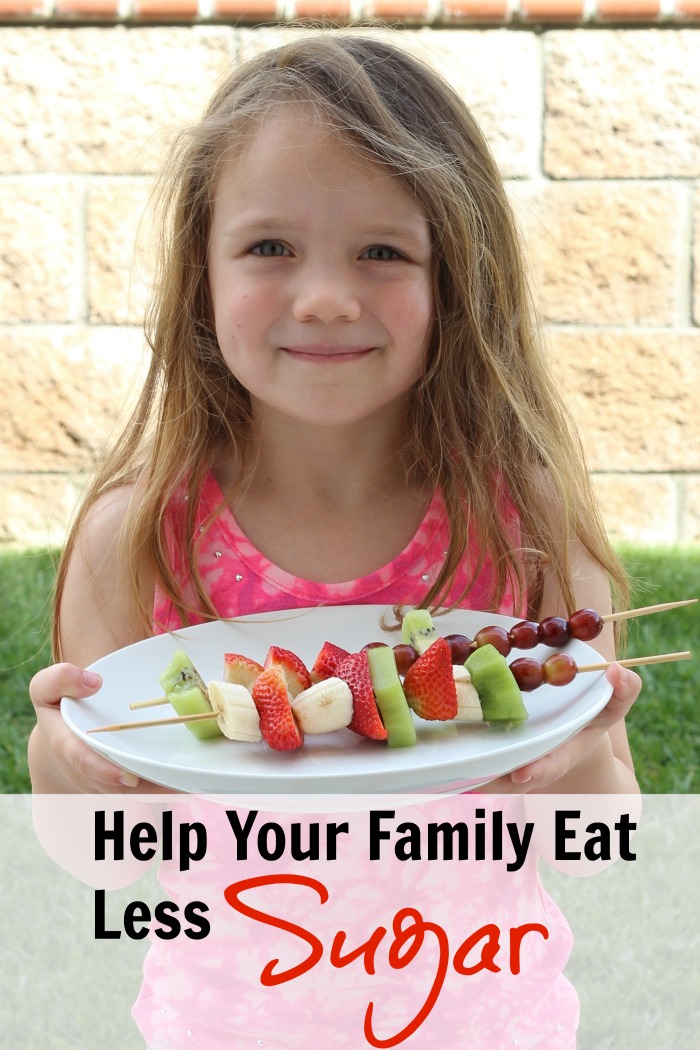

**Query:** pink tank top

left=153, top=471, right=527, bottom=631
left=136, top=473, right=577, bottom=1049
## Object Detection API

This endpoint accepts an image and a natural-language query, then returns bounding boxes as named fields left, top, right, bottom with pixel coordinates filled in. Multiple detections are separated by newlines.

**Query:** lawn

left=0, top=545, right=698, bottom=793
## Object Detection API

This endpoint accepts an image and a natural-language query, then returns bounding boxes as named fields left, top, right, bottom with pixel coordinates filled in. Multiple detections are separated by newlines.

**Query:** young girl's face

left=207, top=108, right=434, bottom=435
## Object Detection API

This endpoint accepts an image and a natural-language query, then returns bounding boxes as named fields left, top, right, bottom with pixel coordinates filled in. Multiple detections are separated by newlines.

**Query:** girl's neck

left=211, top=408, right=431, bottom=583
left=218, top=406, right=423, bottom=512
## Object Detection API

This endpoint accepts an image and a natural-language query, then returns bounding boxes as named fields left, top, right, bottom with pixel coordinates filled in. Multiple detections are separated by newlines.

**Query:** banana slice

left=290, top=677, right=353, bottom=734
left=452, top=665, right=483, bottom=723
left=208, top=681, right=262, bottom=742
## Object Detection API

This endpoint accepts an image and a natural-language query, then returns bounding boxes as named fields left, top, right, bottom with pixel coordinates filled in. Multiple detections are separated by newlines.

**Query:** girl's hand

left=28, top=663, right=165, bottom=794
left=481, top=663, right=642, bottom=794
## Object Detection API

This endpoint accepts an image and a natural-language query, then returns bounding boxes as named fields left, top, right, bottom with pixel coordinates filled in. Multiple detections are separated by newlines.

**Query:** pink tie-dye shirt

left=135, top=472, right=578, bottom=1050
left=153, top=472, right=526, bottom=629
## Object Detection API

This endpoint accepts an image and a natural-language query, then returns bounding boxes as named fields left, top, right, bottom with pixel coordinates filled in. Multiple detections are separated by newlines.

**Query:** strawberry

left=223, top=652, right=264, bottom=690
left=251, top=666, right=303, bottom=751
left=310, top=640, right=351, bottom=683
left=264, top=646, right=312, bottom=698
left=336, top=652, right=387, bottom=741
left=402, top=637, right=458, bottom=721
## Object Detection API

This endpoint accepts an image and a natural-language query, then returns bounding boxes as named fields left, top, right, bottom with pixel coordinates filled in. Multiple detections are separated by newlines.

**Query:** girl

left=29, top=32, right=640, bottom=794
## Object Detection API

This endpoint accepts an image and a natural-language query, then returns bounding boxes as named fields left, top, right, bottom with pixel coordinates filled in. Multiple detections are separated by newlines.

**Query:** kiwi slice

left=367, top=646, right=417, bottom=748
left=401, top=609, right=438, bottom=654
left=464, top=644, right=528, bottom=725
left=160, top=650, right=207, bottom=696
left=159, top=650, right=221, bottom=740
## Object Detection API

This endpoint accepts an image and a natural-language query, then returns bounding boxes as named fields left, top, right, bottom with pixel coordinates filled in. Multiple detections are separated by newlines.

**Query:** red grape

left=568, top=608, right=604, bottom=642
left=444, top=633, right=476, bottom=662
left=474, top=625, right=512, bottom=657
left=510, top=658, right=545, bottom=692
left=542, top=653, right=577, bottom=686
left=508, top=620, right=539, bottom=650
left=393, top=643, right=418, bottom=675
left=362, top=641, right=389, bottom=652
left=537, top=616, right=572, bottom=648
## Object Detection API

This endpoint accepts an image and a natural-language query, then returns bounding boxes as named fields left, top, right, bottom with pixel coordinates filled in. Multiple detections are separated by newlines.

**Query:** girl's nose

left=292, top=266, right=362, bottom=323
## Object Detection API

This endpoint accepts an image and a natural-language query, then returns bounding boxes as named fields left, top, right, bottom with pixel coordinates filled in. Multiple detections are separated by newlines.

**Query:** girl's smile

left=281, top=344, right=376, bottom=363
left=207, top=108, right=434, bottom=432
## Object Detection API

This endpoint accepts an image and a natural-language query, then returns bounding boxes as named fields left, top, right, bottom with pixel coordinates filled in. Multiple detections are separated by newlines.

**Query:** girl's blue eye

left=364, top=245, right=401, bottom=262
left=251, top=241, right=288, bottom=257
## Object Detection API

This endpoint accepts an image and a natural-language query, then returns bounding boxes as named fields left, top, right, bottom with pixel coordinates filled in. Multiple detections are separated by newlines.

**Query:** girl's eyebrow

left=222, top=218, right=428, bottom=243
left=222, top=218, right=296, bottom=238
left=358, top=224, right=429, bottom=243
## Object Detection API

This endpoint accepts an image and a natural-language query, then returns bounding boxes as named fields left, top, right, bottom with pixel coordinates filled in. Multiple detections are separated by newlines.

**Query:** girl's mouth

left=282, top=345, right=375, bottom=363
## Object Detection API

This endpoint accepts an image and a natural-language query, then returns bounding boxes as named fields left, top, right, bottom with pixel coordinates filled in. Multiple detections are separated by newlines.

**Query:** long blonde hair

left=53, top=32, right=628, bottom=656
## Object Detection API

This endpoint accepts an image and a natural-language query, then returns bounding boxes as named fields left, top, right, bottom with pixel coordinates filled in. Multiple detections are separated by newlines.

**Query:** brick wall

left=1, top=10, right=699, bottom=547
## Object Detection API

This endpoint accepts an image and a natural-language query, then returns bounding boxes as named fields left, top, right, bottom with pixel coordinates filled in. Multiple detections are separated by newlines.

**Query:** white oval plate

left=61, top=606, right=612, bottom=794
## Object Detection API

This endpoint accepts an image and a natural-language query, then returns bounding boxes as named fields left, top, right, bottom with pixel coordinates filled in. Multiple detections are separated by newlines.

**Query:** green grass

left=0, top=548, right=56, bottom=792
left=616, top=545, right=700, bottom=793
left=1, top=545, right=698, bottom=793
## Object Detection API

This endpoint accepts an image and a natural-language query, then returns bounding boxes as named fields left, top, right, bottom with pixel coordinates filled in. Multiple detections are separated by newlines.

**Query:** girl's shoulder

left=70, top=483, right=142, bottom=574
left=57, top=484, right=153, bottom=663
left=81, top=482, right=137, bottom=534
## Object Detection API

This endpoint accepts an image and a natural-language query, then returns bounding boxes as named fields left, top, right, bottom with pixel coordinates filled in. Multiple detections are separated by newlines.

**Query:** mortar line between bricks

left=689, top=182, right=698, bottom=327
left=0, top=172, right=157, bottom=182
left=535, top=27, right=545, bottom=181
left=229, top=21, right=239, bottom=63
left=0, top=322, right=144, bottom=331
left=0, top=470, right=86, bottom=477
left=543, top=322, right=700, bottom=333
left=1, top=17, right=699, bottom=28
left=74, top=180, right=88, bottom=325
left=674, top=474, right=686, bottom=544
left=675, top=181, right=694, bottom=327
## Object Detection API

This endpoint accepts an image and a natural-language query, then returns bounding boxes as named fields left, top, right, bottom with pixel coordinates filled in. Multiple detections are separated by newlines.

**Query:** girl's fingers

left=64, top=732, right=141, bottom=790
left=29, top=663, right=102, bottom=709
left=29, top=717, right=142, bottom=793
left=482, top=664, right=642, bottom=794
left=28, top=664, right=147, bottom=792
left=568, top=664, right=641, bottom=743
left=598, top=663, right=642, bottom=719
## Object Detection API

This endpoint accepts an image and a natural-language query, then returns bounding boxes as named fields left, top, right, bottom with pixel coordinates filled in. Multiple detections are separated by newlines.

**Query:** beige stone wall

left=1, top=24, right=698, bottom=547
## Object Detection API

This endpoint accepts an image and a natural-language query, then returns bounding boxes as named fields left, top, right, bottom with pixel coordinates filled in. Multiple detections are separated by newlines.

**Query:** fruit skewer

left=88, top=649, right=691, bottom=735
left=509, top=649, right=691, bottom=691
left=423, top=598, right=698, bottom=666
left=128, top=597, right=698, bottom=711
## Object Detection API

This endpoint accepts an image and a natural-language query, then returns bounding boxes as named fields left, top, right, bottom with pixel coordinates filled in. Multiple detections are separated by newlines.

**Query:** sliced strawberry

left=251, top=666, right=303, bottom=752
left=223, top=652, right=264, bottom=690
left=402, top=637, right=458, bottom=721
left=310, top=641, right=351, bottom=683
left=336, top=651, right=387, bottom=741
left=264, top=646, right=312, bottom=698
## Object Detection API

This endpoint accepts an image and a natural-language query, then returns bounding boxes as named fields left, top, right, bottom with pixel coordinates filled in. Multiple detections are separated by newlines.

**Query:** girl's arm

left=28, top=487, right=164, bottom=794
left=484, top=513, right=641, bottom=795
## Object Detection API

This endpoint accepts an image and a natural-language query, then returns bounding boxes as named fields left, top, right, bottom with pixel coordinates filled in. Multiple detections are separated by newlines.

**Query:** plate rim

left=61, top=606, right=613, bottom=792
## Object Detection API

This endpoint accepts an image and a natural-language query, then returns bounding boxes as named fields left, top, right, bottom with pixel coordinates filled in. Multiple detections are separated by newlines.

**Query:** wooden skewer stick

left=130, top=697, right=170, bottom=710
left=88, top=711, right=218, bottom=734
left=125, top=599, right=697, bottom=713
left=577, top=651, right=691, bottom=673
left=92, top=650, right=692, bottom=734
left=602, top=598, right=697, bottom=623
